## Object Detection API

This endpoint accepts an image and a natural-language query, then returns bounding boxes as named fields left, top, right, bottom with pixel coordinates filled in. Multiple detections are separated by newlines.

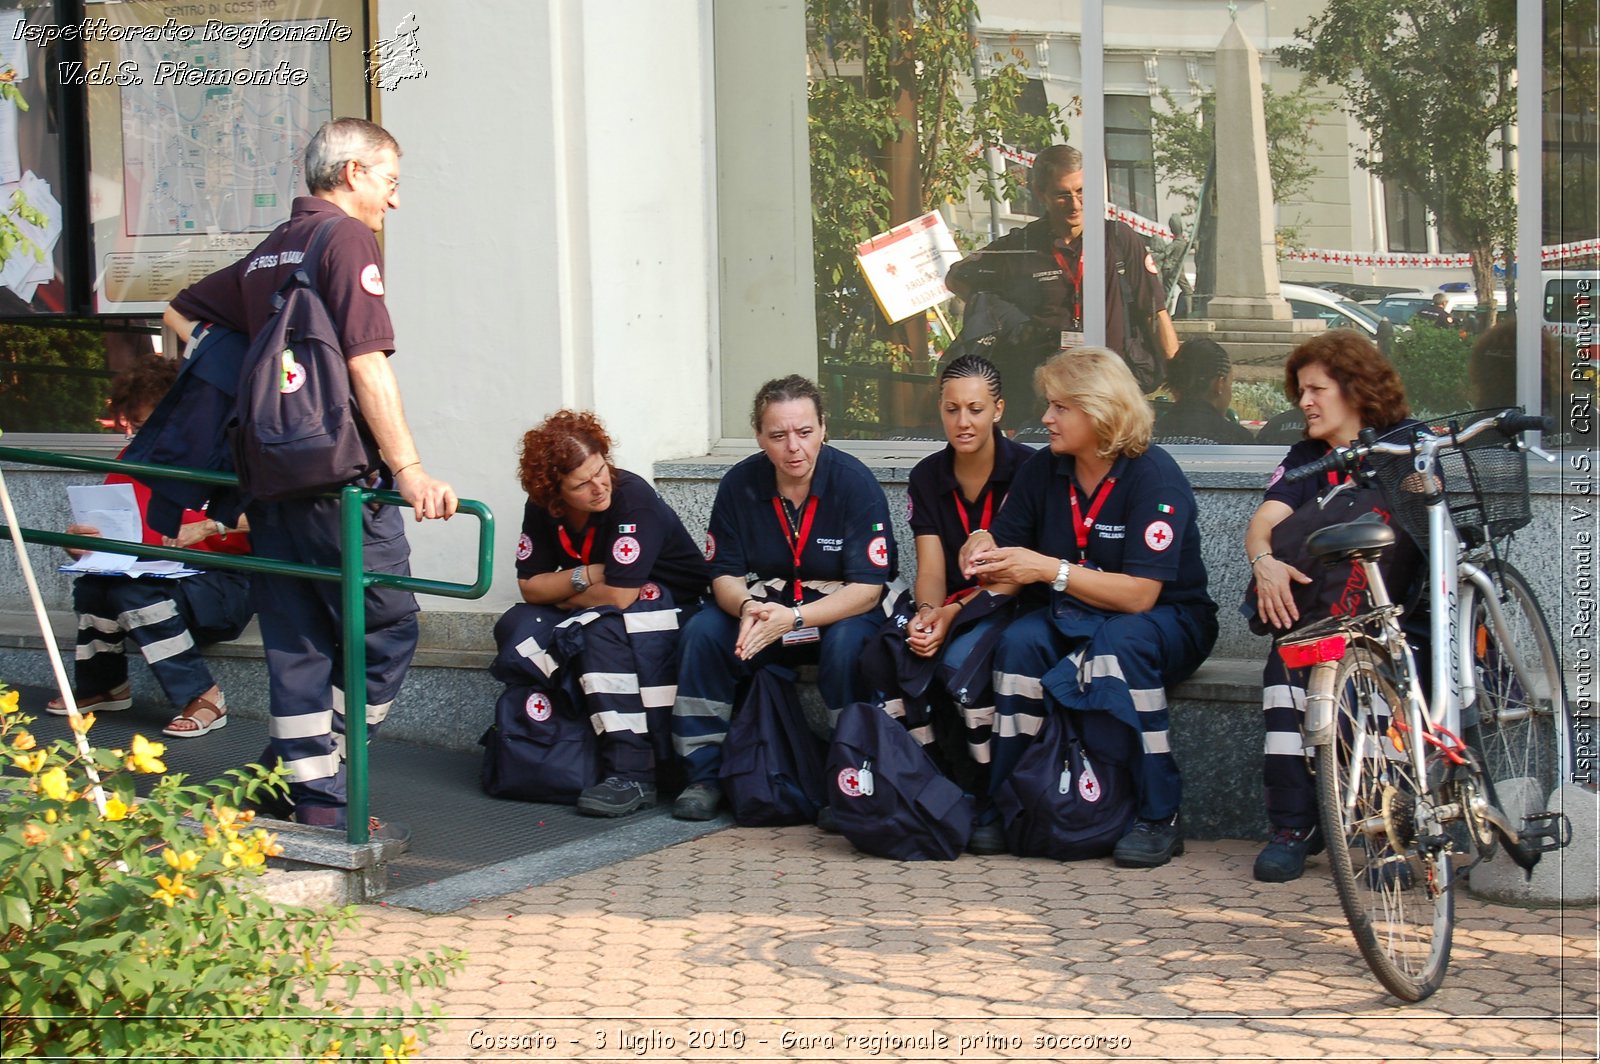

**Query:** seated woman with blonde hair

left=960, top=348, right=1218, bottom=867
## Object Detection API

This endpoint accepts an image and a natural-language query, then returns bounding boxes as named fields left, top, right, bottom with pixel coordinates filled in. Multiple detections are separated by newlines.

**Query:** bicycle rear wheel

left=1316, top=643, right=1453, bottom=1002
left=1464, top=560, right=1571, bottom=811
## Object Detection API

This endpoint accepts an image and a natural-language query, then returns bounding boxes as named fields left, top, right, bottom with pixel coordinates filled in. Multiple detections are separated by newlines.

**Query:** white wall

left=372, top=0, right=716, bottom=611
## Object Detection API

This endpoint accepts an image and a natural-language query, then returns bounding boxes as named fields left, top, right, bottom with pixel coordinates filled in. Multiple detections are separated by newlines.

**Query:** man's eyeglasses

left=1051, top=189, right=1085, bottom=203
left=358, top=163, right=400, bottom=192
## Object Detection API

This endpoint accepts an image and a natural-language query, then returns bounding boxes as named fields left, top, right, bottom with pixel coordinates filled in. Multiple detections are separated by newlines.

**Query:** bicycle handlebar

left=1280, top=409, right=1544, bottom=485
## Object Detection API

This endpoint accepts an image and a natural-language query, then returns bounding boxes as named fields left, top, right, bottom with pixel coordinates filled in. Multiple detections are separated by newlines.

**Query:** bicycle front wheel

left=1316, top=644, right=1453, bottom=1002
left=1465, top=560, right=1571, bottom=810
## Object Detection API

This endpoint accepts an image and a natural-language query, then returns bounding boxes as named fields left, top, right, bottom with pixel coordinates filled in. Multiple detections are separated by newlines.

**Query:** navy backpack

left=479, top=682, right=600, bottom=805
left=719, top=666, right=827, bottom=826
left=826, top=702, right=975, bottom=861
left=993, top=707, right=1136, bottom=860
left=231, top=216, right=380, bottom=501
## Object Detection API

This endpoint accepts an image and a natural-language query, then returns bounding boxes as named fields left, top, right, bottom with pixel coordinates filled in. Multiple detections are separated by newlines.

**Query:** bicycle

left=1273, top=408, right=1574, bottom=1002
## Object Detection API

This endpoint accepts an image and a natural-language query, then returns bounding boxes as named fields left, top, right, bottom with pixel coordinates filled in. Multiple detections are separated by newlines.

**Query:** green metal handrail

left=0, top=445, right=495, bottom=845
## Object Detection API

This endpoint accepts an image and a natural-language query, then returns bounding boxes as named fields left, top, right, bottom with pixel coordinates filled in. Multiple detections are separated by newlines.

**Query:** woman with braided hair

left=1151, top=337, right=1253, bottom=445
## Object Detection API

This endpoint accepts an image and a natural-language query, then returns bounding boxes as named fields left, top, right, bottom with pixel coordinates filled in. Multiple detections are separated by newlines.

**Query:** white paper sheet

left=59, top=483, right=199, bottom=578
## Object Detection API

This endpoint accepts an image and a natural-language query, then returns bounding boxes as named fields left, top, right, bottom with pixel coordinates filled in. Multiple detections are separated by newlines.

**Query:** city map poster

left=71, top=0, right=370, bottom=312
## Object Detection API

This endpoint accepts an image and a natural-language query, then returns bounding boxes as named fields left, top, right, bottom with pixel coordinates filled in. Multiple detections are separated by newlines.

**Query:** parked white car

left=1280, top=282, right=1382, bottom=337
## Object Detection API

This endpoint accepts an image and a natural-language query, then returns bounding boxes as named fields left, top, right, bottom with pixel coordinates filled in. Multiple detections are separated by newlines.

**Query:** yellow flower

left=11, top=730, right=35, bottom=751
left=67, top=711, right=95, bottom=736
left=126, top=734, right=166, bottom=774
left=11, top=750, right=45, bottom=774
left=103, top=796, right=130, bottom=821
left=258, top=831, right=284, bottom=858
left=0, top=689, right=19, bottom=712
left=38, top=767, right=68, bottom=801
left=317, top=1040, right=343, bottom=1062
left=21, top=822, right=47, bottom=846
left=163, top=848, right=201, bottom=873
left=151, top=872, right=195, bottom=907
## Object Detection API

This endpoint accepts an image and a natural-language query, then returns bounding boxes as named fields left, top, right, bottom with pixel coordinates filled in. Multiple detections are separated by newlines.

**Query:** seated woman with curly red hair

left=494, top=410, right=710, bottom=816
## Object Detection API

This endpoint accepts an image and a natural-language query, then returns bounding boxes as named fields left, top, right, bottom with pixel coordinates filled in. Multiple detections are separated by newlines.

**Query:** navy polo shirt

left=516, top=468, right=710, bottom=605
left=991, top=444, right=1210, bottom=608
left=706, top=445, right=896, bottom=590
left=172, top=197, right=395, bottom=360
left=907, top=435, right=1034, bottom=595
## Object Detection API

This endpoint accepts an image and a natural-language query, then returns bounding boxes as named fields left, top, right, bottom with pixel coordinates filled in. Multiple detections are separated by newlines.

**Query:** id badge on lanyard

left=773, top=496, right=822, bottom=644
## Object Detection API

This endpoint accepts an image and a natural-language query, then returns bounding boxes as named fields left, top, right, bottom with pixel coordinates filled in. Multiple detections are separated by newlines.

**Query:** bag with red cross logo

left=993, top=705, right=1136, bottom=860
left=231, top=216, right=379, bottom=501
left=478, top=681, right=600, bottom=804
left=824, top=701, right=974, bottom=861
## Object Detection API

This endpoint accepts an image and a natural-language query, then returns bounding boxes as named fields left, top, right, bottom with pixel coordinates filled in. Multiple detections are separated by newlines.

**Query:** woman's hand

left=957, top=530, right=995, bottom=580
left=734, top=599, right=789, bottom=661
left=164, top=518, right=219, bottom=549
left=964, top=544, right=1055, bottom=587
left=64, top=523, right=100, bottom=560
left=906, top=602, right=958, bottom=658
left=1253, top=555, right=1313, bottom=631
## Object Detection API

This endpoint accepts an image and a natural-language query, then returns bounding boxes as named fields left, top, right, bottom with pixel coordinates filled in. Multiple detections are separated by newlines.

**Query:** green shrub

left=0, top=686, right=461, bottom=1060
left=1390, top=324, right=1473, bottom=417
left=1231, top=379, right=1293, bottom=423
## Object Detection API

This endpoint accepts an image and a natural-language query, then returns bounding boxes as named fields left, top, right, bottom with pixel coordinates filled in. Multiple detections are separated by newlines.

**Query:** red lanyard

left=1068, top=477, right=1117, bottom=552
left=557, top=524, right=595, bottom=565
left=951, top=488, right=993, bottom=539
left=1051, top=241, right=1085, bottom=329
left=771, top=496, right=819, bottom=604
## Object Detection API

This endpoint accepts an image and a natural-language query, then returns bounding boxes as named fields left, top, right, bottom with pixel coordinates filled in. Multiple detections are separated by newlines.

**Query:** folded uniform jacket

left=122, top=324, right=251, bottom=536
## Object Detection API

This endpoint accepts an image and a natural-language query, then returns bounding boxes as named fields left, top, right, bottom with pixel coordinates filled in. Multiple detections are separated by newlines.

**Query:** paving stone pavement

left=331, top=832, right=1600, bottom=1062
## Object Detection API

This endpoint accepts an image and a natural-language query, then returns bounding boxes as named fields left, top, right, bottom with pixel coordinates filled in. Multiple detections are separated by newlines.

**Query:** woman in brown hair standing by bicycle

left=1244, top=331, right=1423, bottom=883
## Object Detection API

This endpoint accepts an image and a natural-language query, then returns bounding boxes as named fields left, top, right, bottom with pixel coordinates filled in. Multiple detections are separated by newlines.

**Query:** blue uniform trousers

left=246, top=496, right=418, bottom=825
left=990, top=602, right=1216, bottom=821
left=71, top=571, right=250, bottom=707
left=492, top=593, right=691, bottom=781
left=672, top=604, right=879, bottom=786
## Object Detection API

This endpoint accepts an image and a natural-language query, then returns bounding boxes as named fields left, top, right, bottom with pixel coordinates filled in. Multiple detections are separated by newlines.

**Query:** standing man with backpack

left=944, top=144, right=1178, bottom=394
left=163, top=117, right=456, bottom=838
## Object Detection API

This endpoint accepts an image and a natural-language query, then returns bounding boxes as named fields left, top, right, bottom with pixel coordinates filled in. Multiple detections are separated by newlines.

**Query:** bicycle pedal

left=1519, top=811, right=1573, bottom=854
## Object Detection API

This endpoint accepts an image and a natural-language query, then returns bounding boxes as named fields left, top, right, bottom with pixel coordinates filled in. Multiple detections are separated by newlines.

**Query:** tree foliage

left=807, top=0, right=1066, bottom=362
left=1280, top=0, right=1517, bottom=313
left=0, top=325, right=115, bottom=434
left=1150, top=83, right=1322, bottom=248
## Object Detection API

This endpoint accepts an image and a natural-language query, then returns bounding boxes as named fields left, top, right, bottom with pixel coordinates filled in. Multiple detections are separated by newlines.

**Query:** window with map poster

left=79, top=0, right=371, bottom=313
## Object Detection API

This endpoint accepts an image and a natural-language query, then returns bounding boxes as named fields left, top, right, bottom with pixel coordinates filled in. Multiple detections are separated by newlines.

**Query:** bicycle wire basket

left=1361, top=409, right=1533, bottom=549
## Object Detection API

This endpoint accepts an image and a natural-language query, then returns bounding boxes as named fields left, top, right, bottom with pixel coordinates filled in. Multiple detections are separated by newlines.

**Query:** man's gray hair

left=304, top=118, right=401, bottom=194
left=1028, top=143, right=1084, bottom=201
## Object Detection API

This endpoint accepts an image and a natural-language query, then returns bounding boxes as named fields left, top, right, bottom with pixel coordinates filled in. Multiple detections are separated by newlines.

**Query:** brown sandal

left=163, top=694, right=228, bottom=738
left=46, top=683, right=133, bottom=716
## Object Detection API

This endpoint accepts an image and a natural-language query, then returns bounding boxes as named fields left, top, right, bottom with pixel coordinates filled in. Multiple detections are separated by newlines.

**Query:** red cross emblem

left=524, top=691, right=553, bottom=722
left=1144, top=520, right=1174, bottom=552
left=867, top=535, right=889, bottom=569
left=515, top=533, right=532, bottom=561
left=639, top=582, right=661, bottom=601
left=280, top=351, right=306, bottom=394
left=1079, top=760, right=1102, bottom=802
left=612, top=535, right=641, bottom=564
left=837, top=767, right=865, bottom=797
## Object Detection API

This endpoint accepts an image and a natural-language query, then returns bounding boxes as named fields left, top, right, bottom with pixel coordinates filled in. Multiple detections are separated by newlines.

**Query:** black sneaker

left=815, top=804, right=840, bottom=834
left=1253, top=825, right=1324, bottom=883
left=672, top=782, right=724, bottom=821
left=577, top=777, right=657, bottom=817
left=966, top=820, right=1008, bottom=856
left=1113, top=816, right=1184, bottom=868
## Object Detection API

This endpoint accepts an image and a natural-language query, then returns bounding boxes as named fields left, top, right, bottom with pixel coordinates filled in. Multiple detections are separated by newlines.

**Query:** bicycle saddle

left=1305, top=514, right=1395, bottom=562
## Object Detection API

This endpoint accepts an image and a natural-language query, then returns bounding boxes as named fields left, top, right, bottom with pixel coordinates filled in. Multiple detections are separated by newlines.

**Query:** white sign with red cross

left=1143, top=520, right=1174, bottom=552
left=1079, top=759, right=1103, bottom=802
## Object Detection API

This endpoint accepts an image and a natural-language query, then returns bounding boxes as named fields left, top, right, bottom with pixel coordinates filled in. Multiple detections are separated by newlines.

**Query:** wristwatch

left=570, top=566, right=590, bottom=593
left=792, top=606, right=805, bottom=630
left=1051, top=559, right=1071, bottom=593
